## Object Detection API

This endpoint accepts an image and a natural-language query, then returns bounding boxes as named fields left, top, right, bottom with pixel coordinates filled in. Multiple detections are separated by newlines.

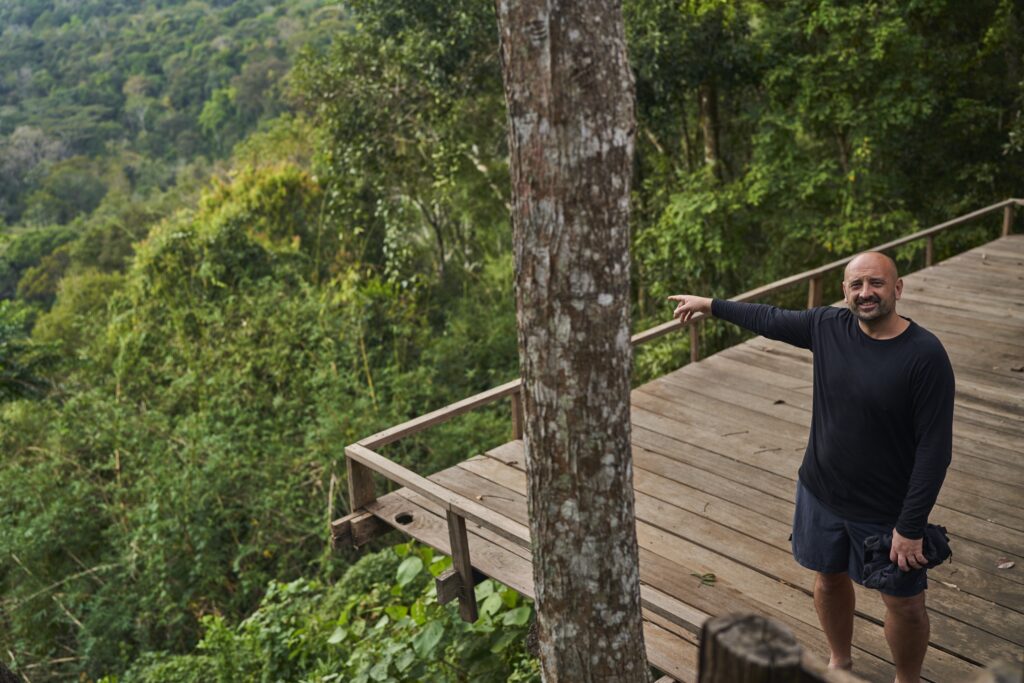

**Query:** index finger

left=666, top=295, right=686, bottom=302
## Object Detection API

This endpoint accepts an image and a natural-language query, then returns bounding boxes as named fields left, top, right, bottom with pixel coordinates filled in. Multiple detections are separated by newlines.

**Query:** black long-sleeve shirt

left=711, top=300, right=955, bottom=539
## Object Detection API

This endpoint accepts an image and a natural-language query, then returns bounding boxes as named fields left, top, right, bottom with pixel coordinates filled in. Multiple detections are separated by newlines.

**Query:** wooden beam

left=690, top=320, right=701, bottom=363
left=435, top=566, right=487, bottom=605
left=347, top=457, right=376, bottom=512
left=446, top=510, right=478, bottom=622
left=330, top=510, right=391, bottom=549
left=925, top=235, right=935, bottom=266
left=511, top=390, right=524, bottom=440
left=807, top=276, right=824, bottom=309
left=345, top=443, right=532, bottom=550
left=359, top=379, right=522, bottom=449
left=1003, top=204, right=1015, bottom=237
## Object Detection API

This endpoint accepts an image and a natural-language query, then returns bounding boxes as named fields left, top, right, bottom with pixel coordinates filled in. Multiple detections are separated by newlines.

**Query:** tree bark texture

left=495, top=1, right=648, bottom=681
left=698, top=80, right=722, bottom=180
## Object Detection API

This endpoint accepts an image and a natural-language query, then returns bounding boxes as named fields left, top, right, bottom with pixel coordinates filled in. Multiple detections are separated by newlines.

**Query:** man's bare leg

left=814, top=572, right=855, bottom=669
left=881, top=591, right=929, bottom=683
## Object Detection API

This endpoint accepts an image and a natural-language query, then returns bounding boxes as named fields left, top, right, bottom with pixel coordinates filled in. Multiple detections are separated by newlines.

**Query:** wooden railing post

left=698, top=614, right=802, bottom=683
left=690, top=320, right=701, bottom=363
left=346, top=455, right=377, bottom=512
left=807, top=276, right=824, bottom=309
left=1003, top=204, right=1015, bottom=237
left=511, top=390, right=524, bottom=440
left=446, top=510, right=479, bottom=622
left=925, top=235, right=935, bottom=266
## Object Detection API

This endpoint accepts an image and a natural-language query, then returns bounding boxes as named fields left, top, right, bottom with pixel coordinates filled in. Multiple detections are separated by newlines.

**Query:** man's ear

left=894, top=277, right=903, bottom=300
left=841, top=279, right=848, bottom=298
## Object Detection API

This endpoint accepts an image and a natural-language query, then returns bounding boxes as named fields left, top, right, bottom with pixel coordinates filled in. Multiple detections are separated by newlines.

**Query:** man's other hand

left=890, top=529, right=926, bottom=572
left=667, top=294, right=713, bottom=323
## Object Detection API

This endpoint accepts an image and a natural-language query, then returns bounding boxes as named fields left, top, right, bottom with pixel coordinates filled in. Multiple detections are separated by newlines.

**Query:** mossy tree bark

left=495, top=1, right=648, bottom=680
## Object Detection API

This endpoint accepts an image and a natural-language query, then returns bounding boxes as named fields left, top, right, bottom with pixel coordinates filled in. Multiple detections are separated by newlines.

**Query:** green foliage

left=0, top=223, right=77, bottom=298
left=2, top=0, right=1022, bottom=680
left=116, top=545, right=538, bottom=683
left=0, top=299, right=56, bottom=399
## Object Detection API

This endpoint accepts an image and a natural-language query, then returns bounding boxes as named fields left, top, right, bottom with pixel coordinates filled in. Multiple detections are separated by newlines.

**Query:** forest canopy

left=1, top=0, right=1022, bottom=680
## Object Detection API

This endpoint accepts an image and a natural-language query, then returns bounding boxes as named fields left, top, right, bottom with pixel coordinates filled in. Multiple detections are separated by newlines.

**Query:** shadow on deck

left=336, top=205, right=1024, bottom=682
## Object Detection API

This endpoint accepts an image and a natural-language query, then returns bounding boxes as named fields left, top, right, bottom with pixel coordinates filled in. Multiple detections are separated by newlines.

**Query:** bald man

left=668, top=252, right=955, bottom=683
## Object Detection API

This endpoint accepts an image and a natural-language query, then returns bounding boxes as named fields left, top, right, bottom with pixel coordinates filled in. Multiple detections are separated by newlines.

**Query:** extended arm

left=668, top=295, right=816, bottom=350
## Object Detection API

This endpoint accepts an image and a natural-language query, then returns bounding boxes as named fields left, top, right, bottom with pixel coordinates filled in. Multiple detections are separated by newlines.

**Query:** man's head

left=842, top=251, right=902, bottom=322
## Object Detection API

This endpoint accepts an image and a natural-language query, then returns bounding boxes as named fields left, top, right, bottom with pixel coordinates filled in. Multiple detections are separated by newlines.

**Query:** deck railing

left=334, top=197, right=1021, bottom=634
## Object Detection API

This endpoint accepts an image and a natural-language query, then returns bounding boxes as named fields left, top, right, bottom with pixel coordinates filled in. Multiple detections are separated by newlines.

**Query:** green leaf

left=428, top=557, right=452, bottom=577
left=369, top=656, right=391, bottom=681
left=501, top=606, right=531, bottom=626
left=474, top=579, right=495, bottom=600
left=490, top=630, right=519, bottom=653
left=394, top=543, right=410, bottom=558
left=327, top=626, right=347, bottom=644
left=412, top=620, right=445, bottom=658
left=384, top=604, right=408, bottom=621
left=396, top=556, right=423, bottom=587
left=481, top=592, right=503, bottom=616
left=499, top=588, right=518, bottom=608
left=395, top=648, right=416, bottom=672
left=410, top=599, right=427, bottom=625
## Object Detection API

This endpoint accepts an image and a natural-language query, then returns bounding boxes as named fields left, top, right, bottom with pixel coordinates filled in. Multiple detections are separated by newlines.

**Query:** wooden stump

left=698, top=613, right=803, bottom=683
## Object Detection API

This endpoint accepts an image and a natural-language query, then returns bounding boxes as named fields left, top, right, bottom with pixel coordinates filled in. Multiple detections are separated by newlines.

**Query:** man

left=668, top=252, right=955, bottom=683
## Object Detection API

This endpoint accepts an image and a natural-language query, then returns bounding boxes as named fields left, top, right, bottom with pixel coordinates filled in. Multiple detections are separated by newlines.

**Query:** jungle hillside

left=1, top=0, right=1022, bottom=681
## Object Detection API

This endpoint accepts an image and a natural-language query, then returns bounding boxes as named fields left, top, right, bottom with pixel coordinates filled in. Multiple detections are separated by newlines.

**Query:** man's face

left=842, top=254, right=902, bottom=322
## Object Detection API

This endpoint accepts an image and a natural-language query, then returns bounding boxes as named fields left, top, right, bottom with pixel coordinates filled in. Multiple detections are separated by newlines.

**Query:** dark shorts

left=791, top=481, right=927, bottom=598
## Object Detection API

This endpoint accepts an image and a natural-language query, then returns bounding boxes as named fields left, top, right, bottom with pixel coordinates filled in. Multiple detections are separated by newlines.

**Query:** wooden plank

left=345, top=443, right=532, bottom=550
left=347, top=457, right=376, bottom=511
left=439, top=461, right=980, bottom=682
left=435, top=566, right=486, bottom=605
left=446, top=510, right=479, bottom=622
left=358, top=378, right=521, bottom=449
left=646, top=372, right=1024, bottom=527
left=383, top=487, right=703, bottom=679
left=458, top=454, right=1024, bottom=652
left=330, top=509, right=392, bottom=548
left=630, top=393, right=1024, bottom=556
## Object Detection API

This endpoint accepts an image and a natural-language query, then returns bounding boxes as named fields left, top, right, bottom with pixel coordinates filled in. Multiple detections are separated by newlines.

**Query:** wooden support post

left=330, top=510, right=391, bottom=549
left=698, top=613, right=802, bottom=683
left=346, top=456, right=376, bottom=512
left=925, top=235, right=935, bottom=267
left=690, top=320, right=701, bottom=364
left=511, top=390, right=524, bottom=440
left=445, top=510, right=478, bottom=622
left=807, top=276, right=824, bottom=309
left=435, top=567, right=486, bottom=605
left=1003, top=204, right=1015, bottom=237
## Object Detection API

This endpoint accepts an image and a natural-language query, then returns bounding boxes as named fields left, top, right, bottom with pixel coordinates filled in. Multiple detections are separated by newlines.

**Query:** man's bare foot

left=828, top=658, right=853, bottom=670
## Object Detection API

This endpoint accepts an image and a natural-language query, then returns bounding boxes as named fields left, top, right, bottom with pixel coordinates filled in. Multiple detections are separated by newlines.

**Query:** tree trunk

left=698, top=80, right=722, bottom=180
left=495, top=1, right=648, bottom=681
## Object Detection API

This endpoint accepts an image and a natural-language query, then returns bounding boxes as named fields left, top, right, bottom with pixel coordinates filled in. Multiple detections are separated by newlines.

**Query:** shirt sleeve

left=895, top=344, right=956, bottom=539
left=711, top=299, right=817, bottom=350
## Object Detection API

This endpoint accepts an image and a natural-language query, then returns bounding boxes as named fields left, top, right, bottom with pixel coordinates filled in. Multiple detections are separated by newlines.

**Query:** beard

left=848, top=294, right=893, bottom=321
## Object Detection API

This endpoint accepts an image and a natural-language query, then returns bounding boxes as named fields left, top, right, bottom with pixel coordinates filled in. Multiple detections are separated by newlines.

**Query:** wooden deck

left=364, top=235, right=1024, bottom=682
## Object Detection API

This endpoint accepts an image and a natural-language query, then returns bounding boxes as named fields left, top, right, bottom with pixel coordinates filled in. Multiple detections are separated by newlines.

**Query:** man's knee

left=881, top=592, right=927, bottom=623
left=816, top=571, right=852, bottom=593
